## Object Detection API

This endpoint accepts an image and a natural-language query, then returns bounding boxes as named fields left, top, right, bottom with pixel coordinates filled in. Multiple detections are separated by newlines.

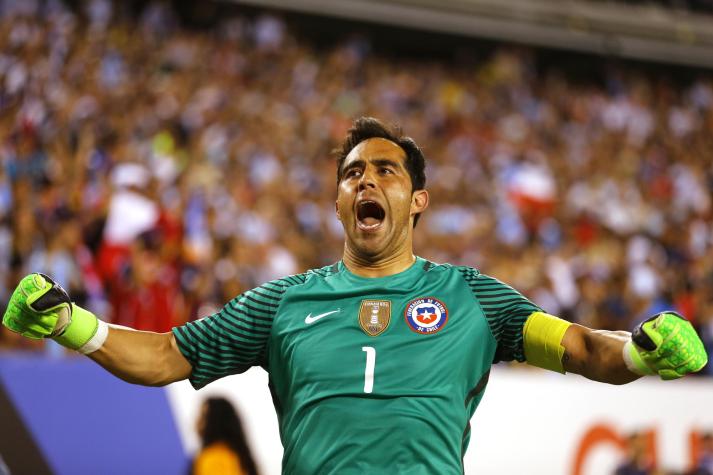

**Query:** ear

left=411, top=189, right=429, bottom=216
left=335, top=200, right=341, bottom=221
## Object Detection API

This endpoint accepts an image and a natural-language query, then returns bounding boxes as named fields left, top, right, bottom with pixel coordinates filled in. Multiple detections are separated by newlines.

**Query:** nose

left=358, top=167, right=376, bottom=191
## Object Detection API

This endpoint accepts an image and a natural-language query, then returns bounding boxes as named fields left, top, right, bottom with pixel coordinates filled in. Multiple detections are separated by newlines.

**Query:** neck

left=342, top=244, right=416, bottom=278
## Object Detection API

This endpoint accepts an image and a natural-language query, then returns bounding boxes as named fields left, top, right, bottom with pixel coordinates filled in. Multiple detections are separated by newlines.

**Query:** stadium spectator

left=192, top=397, right=259, bottom=475
left=688, top=433, right=713, bottom=475
left=615, top=432, right=656, bottom=475
left=0, top=0, right=711, bottom=378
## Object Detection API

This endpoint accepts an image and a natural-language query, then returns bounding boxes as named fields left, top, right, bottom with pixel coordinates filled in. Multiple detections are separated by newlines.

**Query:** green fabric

left=173, top=257, right=540, bottom=474
left=55, top=305, right=99, bottom=351
left=633, top=312, right=708, bottom=380
left=3, top=274, right=62, bottom=339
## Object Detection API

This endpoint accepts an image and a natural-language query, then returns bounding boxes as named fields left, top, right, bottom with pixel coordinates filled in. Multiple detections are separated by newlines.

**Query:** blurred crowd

left=0, top=0, right=711, bottom=373
left=608, top=0, right=713, bottom=15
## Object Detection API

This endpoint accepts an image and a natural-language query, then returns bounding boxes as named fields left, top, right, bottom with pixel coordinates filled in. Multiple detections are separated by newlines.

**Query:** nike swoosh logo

left=305, top=309, right=341, bottom=325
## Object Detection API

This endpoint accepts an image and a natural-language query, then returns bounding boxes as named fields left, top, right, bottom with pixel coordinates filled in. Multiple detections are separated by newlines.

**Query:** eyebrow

left=341, top=158, right=403, bottom=174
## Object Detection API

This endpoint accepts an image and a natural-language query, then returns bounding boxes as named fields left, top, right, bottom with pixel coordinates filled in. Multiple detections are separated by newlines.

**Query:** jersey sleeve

left=172, top=279, right=287, bottom=389
left=458, top=267, right=542, bottom=363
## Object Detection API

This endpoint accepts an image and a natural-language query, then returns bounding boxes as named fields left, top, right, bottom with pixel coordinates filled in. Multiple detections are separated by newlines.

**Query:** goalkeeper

left=2, top=117, right=708, bottom=474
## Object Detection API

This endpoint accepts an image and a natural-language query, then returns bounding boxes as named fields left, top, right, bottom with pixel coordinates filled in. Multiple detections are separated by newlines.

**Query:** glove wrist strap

left=623, top=340, right=655, bottom=376
left=54, top=306, right=108, bottom=354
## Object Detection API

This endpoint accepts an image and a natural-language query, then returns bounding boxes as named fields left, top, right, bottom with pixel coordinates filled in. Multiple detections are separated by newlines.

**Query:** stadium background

left=0, top=0, right=712, bottom=473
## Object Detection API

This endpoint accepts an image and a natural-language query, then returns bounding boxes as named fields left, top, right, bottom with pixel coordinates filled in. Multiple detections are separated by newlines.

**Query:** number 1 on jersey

left=362, top=346, right=376, bottom=393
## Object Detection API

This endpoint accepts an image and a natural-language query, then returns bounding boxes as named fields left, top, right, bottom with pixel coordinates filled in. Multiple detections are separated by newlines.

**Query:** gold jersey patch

left=359, top=300, right=391, bottom=336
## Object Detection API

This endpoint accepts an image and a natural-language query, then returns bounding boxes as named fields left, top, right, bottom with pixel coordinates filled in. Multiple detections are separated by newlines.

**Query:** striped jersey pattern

left=173, top=266, right=334, bottom=389
left=456, top=266, right=542, bottom=363
left=173, top=263, right=541, bottom=389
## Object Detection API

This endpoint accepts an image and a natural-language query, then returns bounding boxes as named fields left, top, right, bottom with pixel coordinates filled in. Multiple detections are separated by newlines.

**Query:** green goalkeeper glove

left=2, top=273, right=107, bottom=354
left=624, top=311, right=708, bottom=380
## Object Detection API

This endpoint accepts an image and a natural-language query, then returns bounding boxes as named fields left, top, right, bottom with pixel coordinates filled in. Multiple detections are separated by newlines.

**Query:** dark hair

left=335, top=117, right=427, bottom=226
left=199, top=397, right=259, bottom=475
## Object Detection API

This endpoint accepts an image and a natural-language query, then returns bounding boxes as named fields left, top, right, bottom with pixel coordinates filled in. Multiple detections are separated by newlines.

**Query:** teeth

left=357, top=220, right=382, bottom=231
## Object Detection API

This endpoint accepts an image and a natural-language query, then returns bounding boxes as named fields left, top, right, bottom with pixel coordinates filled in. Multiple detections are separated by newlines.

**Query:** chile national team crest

left=404, top=297, right=448, bottom=334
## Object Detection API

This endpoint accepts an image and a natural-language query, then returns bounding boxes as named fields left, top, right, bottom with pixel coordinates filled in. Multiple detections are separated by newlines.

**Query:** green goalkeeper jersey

left=173, top=257, right=541, bottom=474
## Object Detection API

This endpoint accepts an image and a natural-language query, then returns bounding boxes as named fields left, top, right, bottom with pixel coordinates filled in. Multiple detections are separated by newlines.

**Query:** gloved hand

left=624, top=311, right=708, bottom=380
left=2, top=273, right=104, bottom=353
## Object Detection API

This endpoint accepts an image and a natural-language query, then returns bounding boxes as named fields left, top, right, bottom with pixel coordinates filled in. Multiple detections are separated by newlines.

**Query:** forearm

left=88, top=327, right=192, bottom=386
left=562, top=325, right=640, bottom=385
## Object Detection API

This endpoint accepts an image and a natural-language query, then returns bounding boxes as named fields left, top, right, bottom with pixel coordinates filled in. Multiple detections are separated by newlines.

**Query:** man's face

left=336, top=137, right=428, bottom=259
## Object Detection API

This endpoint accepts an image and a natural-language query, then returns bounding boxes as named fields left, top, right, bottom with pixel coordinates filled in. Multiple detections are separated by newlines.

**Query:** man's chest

left=267, top=276, right=496, bottom=401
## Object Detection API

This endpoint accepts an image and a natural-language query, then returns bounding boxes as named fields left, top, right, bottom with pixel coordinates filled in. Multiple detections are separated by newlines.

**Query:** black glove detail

left=29, top=273, right=72, bottom=313
left=631, top=311, right=687, bottom=352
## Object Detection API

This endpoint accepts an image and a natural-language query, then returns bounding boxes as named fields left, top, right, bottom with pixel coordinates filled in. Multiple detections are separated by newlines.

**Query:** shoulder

left=421, top=260, right=483, bottom=281
left=243, top=263, right=340, bottom=301
left=422, top=261, right=526, bottom=297
left=250, top=263, right=337, bottom=294
left=444, top=264, right=510, bottom=289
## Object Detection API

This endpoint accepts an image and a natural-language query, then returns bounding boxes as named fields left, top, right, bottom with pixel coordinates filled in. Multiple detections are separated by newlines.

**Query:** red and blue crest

left=404, top=297, right=448, bottom=334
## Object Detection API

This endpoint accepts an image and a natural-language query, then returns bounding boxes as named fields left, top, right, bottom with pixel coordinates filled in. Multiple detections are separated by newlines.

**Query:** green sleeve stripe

left=186, top=325, right=266, bottom=350
left=181, top=326, right=263, bottom=357
left=237, top=301, right=280, bottom=317
left=257, top=278, right=294, bottom=292
left=487, top=319, right=506, bottom=334
left=481, top=302, right=538, bottom=314
left=190, top=371, right=244, bottom=387
left=479, top=297, right=531, bottom=307
left=191, top=372, right=242, bottom=385
left=240, top=298, right=278, bottom=311
left=456, top=267, right=541, bottom=363
left=191, top=360, right=253, bottom=375
left=249, top=288, right=283, bottom=303
left=476, top=289, right=523, bottom=298
left=259, top=283, right=286, bottom=293
left=499, top=326, right=528, bottom=338
left=282, top=275, right=303, bottom=286
left=209, top=316, right=272, bottom=338
left=191, top=372, right=243, bottom=385
left=189, top=350, right=262, bottom=366
left=173, top=272, right=316, bottom=389
left=489, top=312, right=532, bottom=332
left=192, top=345, right=263, bottom=360
left=247, top=284, right=283, bottom=297
left=219, top=306, right=274, bottom=328
left=234, top=297, right=275, bottom=310
left=242, top=293, right=280, bottom=309
left=189, top=338, right=264, bottom=354
left=173, top=327, right=196, bottom=361
left=192, top=352, right=259, bottom=366
left=192, top=353, right=262, bottom=367
left=480, top=298, right=534, bottom=308
left=468, top=280, right=507, bottom=288
left=179, top=325, right=217, bottom=352
left=191, top=357, right=255, bottom=373
left=194, top=354, right=262, bottom=372
left=222, top=306, right=274, bottom=324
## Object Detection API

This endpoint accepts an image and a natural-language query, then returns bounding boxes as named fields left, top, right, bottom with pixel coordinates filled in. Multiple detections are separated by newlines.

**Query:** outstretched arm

left=523, top=311, right=707, bottom=384
left=88, top=328, right=191, bottom=386
left=561, top=325, right=637, bottom=384
left=3, top=273, right=192, bottom=386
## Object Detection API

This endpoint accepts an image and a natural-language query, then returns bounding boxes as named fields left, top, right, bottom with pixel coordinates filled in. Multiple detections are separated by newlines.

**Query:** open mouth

left=356, top=200, right=385, bottom=231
